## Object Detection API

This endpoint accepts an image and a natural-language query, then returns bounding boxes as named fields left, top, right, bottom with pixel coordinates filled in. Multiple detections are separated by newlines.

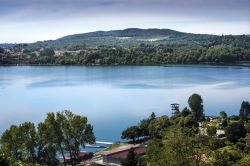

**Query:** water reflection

left=0, top=65, right=250, bottom=141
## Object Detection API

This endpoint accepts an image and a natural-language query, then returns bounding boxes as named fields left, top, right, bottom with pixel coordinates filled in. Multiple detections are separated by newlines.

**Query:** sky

left=0, top=0, right=250, bottom=43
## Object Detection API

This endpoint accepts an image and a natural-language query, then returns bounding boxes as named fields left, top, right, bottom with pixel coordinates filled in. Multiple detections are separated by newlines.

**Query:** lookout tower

left=171, top=103, right=180, bottom=115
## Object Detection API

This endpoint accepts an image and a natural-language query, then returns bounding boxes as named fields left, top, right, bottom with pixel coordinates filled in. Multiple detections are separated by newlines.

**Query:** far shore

left=1, top=62, right=250, bottom=67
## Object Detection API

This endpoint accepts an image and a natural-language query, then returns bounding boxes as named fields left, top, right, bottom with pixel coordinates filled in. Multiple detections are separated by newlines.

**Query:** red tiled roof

left=78, top=152, right=91, bottom=158
left=106, top=146, right=146, bottom=159
left=60, top=152, right=91, bottom=160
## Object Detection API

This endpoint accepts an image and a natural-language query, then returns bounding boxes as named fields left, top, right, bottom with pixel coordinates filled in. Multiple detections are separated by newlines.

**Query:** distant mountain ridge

left=28, top=28, right=221, bottom=49
left=3, top=28, right=250, bottom=50
left=59, top=28, right=187, bottom=39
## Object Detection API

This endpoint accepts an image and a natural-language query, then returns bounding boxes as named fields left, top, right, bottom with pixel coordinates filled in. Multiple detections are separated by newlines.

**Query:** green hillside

left=28, top=28, right=218, bottom=49
left=1, top=28, right=250, bottom=65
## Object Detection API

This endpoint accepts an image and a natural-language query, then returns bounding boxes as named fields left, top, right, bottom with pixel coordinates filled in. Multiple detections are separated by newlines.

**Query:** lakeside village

left=0, top=46, right=91, bottom=63
left=1, top=94, right=250, bottom=166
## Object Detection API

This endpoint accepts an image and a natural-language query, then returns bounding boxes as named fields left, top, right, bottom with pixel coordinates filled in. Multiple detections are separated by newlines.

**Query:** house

left=209, top=116, right=218, bottom=122
left=102, top=144, right=146, bottom=166
left=54, top=50, right=85, bottom=56
left=59, top=152, right=93, bottom=164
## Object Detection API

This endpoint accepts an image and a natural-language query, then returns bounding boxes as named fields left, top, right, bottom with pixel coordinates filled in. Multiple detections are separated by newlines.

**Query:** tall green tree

left=37, top=121, right=59, bottom=166
left=239, top=101, right=250, bottom=122
left=40, top=110, right=95, bottom=166
left=188, top=93, right=204, bottom=122
left=40, top=112, right=65, bottom=165
left=220, top=111, right=227, bottom=119
left=19, top=122, right=37, bottom=163
left=0, top=125, right=23, bottom=160
left=59, top=110, right=95, bottom=165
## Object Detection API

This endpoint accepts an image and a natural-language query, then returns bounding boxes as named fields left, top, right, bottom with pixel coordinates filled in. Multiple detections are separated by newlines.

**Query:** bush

left=207, top=126, right=217, bottom=137
left=229, top=115, right=240, bottom=121
left=209, top=138, right=226, bottom=150
left=225, top=122, right=247, bottom=143
left=218, top=134, right=226, bottom=138
left=235, top=155, right=250, bottom=166
left=221, top=119, right=228, bottom=128
left=245, top=124, right=250, bottom=133
left=213, top=147, right=243, bottom=166
left=236, top=142, right=246, bottom=152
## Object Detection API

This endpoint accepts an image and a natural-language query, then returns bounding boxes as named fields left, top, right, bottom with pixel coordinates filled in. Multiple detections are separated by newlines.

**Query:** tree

left=239, top=101, right=250, bottom=122
left=181, top=107, right=192, bottom=117
left=148, top=116, right=171, bottom=138
left=225, top=122, right=247, bottom=143
left=39, top=112, right=65, bottom=165
left=121, top=126, right=141, bottom=143
left=37, top=121, right=59, bottom=166
left=147, top=127, right=194, bottom=166
left=0, top=111, right=94, bottom=166
left=19, top=122, right=37, bottom=163
left=188, top=94, right=204, bottom=122
left=221, top=119, right=228, bottom=128
left=139, top=119, right=150, bottom=138
left=183, top=114, right=198, bottom=128
left=121, top=148, right=138, bottom=166
left=0, top=47, right=4, bottom=54
left=207, top=126, right=217, bottom=137
left=149, top=112, right=156, bottom=120
left=42, top=110, right=95, bottom=166
left=220, top=111, right=227, bottom=119
left=59, top=110, right=95, bottom=165
left=0, top=122, right=38, bottom=164
left=138, top=112, right=157, bottom=138
left=40, top=48, right=55, bottom=57
left=0, top=125, right=23, bottom=160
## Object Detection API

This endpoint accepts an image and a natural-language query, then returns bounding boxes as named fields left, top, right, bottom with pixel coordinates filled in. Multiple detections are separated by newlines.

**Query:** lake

left=0, top=65, right=250, bottom=142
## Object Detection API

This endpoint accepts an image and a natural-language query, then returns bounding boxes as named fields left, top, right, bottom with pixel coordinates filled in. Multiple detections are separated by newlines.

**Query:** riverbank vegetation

left=1, top=44, right=250, bottom=65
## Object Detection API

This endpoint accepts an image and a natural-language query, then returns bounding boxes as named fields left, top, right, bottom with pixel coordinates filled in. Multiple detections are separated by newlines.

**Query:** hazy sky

left=1, top=0, right=250, bottom=43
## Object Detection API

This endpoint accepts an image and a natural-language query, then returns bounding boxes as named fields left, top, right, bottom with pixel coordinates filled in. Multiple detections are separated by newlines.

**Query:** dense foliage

left=121, top=94, right=250, bottom=166
left=0, top=110, right=95, bottom=166
left=225, top=122, right=247, bottom=143
left=239, top=101, right=250, bottom=122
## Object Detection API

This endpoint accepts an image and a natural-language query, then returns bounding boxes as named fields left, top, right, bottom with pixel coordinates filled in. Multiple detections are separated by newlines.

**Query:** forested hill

left=28, top=28, right=219, bottom=49
left=1, top=28, right=250, bottom=65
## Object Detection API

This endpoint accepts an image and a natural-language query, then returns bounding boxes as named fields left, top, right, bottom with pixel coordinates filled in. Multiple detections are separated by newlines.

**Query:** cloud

left=0, top=0, right=250, bottom=42
left=1, top=0, right=249, bottom=22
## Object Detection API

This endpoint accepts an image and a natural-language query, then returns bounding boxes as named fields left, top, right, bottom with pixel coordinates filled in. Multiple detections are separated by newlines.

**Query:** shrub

left=207, top=126, right=217, bottom=137
left=225, top=122, right=247, bottom=143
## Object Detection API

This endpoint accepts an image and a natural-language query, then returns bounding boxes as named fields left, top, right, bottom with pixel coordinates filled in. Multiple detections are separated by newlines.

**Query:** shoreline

left=1, top=62, right=250, bottom=67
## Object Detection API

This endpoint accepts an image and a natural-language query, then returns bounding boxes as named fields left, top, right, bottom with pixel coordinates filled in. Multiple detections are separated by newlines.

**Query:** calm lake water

left=0, top=65, right=250, bottom=142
